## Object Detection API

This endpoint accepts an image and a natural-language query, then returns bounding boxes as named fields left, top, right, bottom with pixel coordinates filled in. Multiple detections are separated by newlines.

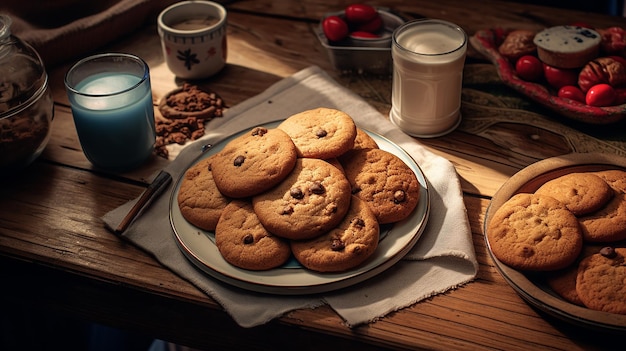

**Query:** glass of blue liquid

left=64, top=53, right=156, bottom=171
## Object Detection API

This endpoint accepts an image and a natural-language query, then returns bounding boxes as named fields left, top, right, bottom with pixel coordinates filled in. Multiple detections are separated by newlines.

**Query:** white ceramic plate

left=170, top=121, right=430, bottom=295
left=484, top=152, right=626, bottom=332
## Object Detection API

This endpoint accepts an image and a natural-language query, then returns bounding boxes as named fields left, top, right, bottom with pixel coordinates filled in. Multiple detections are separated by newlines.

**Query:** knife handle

left=115, top=170, right=172, bottom=234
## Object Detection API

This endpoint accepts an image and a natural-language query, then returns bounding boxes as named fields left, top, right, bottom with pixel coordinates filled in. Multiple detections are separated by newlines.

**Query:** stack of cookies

left=487, top=170, right=626, bottom=315
left=177, top=108, right=421, bottom=273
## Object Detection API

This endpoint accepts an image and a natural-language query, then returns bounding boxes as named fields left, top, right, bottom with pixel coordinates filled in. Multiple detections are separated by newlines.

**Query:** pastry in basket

left=533, top=25, right=601, bottom=69
left=578, top=57, right=626, bottom=92
left=498, top=29, right=536, bottom=60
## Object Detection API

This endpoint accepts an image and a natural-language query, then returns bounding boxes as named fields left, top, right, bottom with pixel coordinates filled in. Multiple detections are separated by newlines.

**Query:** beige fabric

left=0, top=0, right=180, bottom=67
left=103, top=66, right=479, bottom=328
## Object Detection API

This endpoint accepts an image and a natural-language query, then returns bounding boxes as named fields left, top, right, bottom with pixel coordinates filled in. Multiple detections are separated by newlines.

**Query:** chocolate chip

left=331, top=239, right=345, bottom=251
left=393, top=190, right=406, bottom=204
left=315, top=129, right=327, bottom=138
left=281, top=206, right=294, bottom=215
left=600, top=246, right=616, bottom=258
left=243, top=234, right=254, bottom=244
left=290, top=187, right=304, bottom=199
left=521, top=246, right=534, bottom=257
left=309, top=181, right=325, bottom=194
left=352, top=218, right=365, bottom=228
left=233, top=155, right=245, bottom=166
left=351, top=186, right=361, bottom=194
left=251, top=127, right=268, bottom=136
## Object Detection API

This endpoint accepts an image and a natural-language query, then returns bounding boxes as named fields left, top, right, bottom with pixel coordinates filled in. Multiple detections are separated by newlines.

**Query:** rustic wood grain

left=2, top=1, right=626, bottom=350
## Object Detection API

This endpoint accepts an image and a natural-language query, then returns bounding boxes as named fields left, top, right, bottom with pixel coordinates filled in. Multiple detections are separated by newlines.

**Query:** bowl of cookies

left=470, top=25, right=626, bottom=124
left=484, top=152, right=626, bottom=332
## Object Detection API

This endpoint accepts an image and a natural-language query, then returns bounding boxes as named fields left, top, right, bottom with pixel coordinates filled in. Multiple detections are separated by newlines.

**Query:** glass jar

left=0, top=14, right=54, bottom=172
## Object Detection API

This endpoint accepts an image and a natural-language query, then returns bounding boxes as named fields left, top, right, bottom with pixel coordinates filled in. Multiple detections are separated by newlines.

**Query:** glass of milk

left=64, top=53, right=156, bottom=171
left=390, top=19, right=467, bottom=138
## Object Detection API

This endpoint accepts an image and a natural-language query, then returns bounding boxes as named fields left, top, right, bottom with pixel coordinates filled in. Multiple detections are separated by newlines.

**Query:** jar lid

left=0, top=14, right=48, bottom=118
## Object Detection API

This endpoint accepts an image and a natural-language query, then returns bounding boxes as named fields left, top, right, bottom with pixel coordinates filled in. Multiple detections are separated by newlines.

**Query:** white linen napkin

left=103, top=65, right=478, bottom=327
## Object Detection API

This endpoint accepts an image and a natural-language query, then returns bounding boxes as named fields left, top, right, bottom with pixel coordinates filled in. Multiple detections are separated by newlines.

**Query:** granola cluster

left=155, top=83, right=225, bottom=158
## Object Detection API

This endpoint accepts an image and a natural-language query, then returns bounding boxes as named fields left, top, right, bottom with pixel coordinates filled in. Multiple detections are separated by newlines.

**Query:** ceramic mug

left=157, top=1, right=227, bottom=79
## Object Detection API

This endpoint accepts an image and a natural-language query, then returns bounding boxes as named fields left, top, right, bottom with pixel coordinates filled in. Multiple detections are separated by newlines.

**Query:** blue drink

left=65, top=54, right=156, bottom=171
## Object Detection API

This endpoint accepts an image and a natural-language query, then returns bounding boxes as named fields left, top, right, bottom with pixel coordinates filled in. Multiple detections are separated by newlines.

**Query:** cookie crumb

left=155, top=83, right=226, bottom=158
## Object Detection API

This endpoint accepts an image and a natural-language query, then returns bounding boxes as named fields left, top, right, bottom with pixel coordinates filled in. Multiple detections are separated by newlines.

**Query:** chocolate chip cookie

left=340, top=148, right=420, bottom=224
left=278, top=108, right=357, bottom=159
left=252, top=158, right=352, bottom=240
left=487, top=193, right=583, bottom=271
left=291, top=196, right=380, bottom=272
left=534, top=172, right=613, bottom=216
left=576, top=246, right=626, bottom=314
left=353, top=128, right=379, bottom=150
left=578, top=190, right=626, bottom=242
left=177, top=155, right=230, bottom=231
left=215, top=200, right=291, bottom=271
left=211, top=126, right=297, bottom=198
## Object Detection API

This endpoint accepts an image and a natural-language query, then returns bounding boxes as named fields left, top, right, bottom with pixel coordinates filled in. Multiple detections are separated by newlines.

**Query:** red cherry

left=570, top=22, right=594, bottom=29
left=515, top=55, right=543, bottom=82
left=586, top=84, right=617, bottom=107
left=322, top=16, right=349, bottom=42
left=355, top=14, right=383, bottom=33
left=557, top=85, right=585, bottom=103
left=344, top=4, right=378, bottom=23
left=543, top=64, right=579, bottom=89
left=350, top=31, right=380, bottom=39
left=615, top=88, right=626, bottom=105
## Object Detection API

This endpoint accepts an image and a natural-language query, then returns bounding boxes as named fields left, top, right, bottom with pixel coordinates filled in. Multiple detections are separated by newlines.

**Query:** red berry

left=515, top=55, right=543, bottom=82
left=350, top=31, right=379, bottom=39
left=586, top=84, right=617, bottom=107
left=322, top=16, right=349, bottom=42
left=557, top=85, right=585, bottom=103
left=356, top=14, right=383, bottom=33
left=344, top=4, right=378, bottom=23
left=570, top=22, right=594, bottom=29
left=615, top=88, right=626, bottom=105
left=543, top=64, right=578, bottom=89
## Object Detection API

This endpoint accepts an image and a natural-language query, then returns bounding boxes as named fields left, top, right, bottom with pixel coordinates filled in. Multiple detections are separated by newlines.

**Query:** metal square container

left=315, top=8, right=406, bottom=74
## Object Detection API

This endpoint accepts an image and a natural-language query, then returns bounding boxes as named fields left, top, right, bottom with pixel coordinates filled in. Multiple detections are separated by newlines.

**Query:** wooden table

left=2, top=1, right=626, bottom=350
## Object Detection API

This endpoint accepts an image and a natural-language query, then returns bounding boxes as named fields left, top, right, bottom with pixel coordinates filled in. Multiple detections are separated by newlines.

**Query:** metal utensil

left=115, top=170, right=172, bottom=234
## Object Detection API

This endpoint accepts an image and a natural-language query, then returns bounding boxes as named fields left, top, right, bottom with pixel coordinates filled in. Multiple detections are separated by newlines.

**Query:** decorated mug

left=157, top=1, right=227, bottom=79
